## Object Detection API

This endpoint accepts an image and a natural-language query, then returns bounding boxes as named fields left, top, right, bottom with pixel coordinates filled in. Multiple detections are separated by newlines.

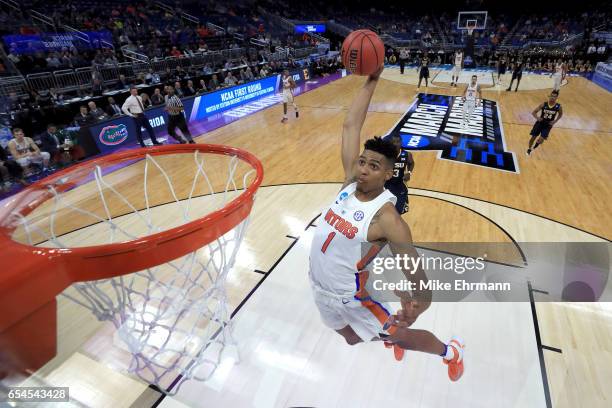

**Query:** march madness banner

left=386, top=93, right=518, bottom=173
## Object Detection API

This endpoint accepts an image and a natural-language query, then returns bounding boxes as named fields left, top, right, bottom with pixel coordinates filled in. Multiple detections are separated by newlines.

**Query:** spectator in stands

left=106, top=97, right=123, bottom=116
left=92, top=78, right=104, bottom=97
left=244, top=67, right=255, bottom=82
left=39, top=123, right=83, bottom=165
left=8, top=128, right=50, bottom=174
left=49, top=88, right=64, bottom=105
left=197, top=79, right=208, bottom=94
left=116, top=74, right=130, bottom=90
left=145, top=68, right=161, bottom=85
left=202, top=63, right=213, bottom=75
left=151, top=88, right=165, bottom=106
left=224, top=71, right=238, bottom=86
left=208, top=74, right=221, bottom=90
left=184, top=80, right=197, bottom=96
left=39, top=123, right=62, bottom=164
left=140, top=93, right=153, bottom=108
left=88, top=101, right=109, bottom=122
left=74, top=106, right=92, bottom=126
left=597, top=44, right=607, bottom=57
left=0, top=144, right=27, bottom=191
left=170, top=46, right=182, bottom=57
left=239, top=69, right=248, bottom=83
left=174, top=81, right=184, bottom=98
left=176, top=66, right=188, bottom=79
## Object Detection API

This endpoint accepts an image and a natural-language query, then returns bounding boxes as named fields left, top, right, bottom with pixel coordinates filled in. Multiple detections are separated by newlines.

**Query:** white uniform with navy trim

left=309, top=182, right=396, bottom=341
left=281, top=75, right=294, bottom=103
left=452, top=52, right=463, bottom=77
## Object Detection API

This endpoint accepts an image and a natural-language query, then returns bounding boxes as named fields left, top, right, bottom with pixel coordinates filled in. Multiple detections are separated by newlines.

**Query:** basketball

left=341, top=29, right=385, bottom=76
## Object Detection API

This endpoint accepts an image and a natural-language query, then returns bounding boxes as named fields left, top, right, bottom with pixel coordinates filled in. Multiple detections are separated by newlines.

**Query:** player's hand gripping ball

left=341, top=30, right=385, bottom=76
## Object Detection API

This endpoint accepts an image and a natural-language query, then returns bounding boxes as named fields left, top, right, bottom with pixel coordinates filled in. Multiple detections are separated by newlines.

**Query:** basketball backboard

left=457, top=11, right=488, bottom=31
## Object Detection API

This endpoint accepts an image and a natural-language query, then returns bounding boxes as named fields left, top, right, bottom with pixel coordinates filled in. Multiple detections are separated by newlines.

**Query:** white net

left=11, top=149, right=258, bottom=395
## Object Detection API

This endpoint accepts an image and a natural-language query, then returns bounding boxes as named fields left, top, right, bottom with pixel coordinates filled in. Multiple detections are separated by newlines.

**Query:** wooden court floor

left=4, top=71, right=611, bottom=407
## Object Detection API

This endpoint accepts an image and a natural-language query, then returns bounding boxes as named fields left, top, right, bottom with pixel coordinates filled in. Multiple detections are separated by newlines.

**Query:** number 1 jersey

left=309, top=183, right=396, bottom=295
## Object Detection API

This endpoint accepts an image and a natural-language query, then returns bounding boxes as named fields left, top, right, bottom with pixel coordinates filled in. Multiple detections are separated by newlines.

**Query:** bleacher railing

left=121, top=46, right=150, bottom=63
left=61, top=25, right=92, bottom=47
left=0, top=76, right=27, bottom=98
left=0, top=0, right=20, bottom=12
left=207, top=22, right=226, bottom=35
left=181, top=11, right=200, bottom=25
left=29, top=9, right=55, bottom=31
left=2, top=45, right=323, bottom=97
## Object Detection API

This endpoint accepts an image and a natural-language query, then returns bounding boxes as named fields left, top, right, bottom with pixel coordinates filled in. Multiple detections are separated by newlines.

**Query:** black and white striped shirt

left=165, top=94, right=183, bottom=116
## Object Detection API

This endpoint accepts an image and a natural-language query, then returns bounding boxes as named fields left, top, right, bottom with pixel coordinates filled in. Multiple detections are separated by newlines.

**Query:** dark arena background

left=0, top=1, right=610, bottom=407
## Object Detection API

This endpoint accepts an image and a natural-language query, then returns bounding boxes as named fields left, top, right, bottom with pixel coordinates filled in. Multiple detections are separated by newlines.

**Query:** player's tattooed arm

left=376, top=206, right=432, bottom=327
left=341, top=66, right=383, bottom=187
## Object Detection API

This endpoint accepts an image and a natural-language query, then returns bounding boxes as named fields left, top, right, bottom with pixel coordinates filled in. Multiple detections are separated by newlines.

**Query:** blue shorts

left=387, top=186, right=409, bottom=214
left=530, top=121, right=553, bottom=139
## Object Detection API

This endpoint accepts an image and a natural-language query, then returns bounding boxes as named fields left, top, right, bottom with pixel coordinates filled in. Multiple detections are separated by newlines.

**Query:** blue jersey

left=385, top=150, right=412, bottom=192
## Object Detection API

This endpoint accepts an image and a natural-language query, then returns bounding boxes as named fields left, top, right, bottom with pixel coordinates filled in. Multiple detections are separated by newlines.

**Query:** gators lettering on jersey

left=540, top=102, right=561, bottom=123
left=309, top=183, right=396, bottom=294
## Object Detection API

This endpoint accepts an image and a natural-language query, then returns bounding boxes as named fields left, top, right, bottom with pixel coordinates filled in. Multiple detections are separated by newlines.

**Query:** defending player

left=507, top=59, right=524, bottom=92
left=551, top=59, right=567, bottom=93
left=451, top=50, right=463, bottom=87
left=417, top=53, right=430, bottom=89
left=497, top=54, right=507, bottom=85
left=526, top=90, right=563, bottom=156
left=385, top=133, right=414, bottom=215
left=461, top=75, right=482, bottom=128
left=308, top=66, right=465, bottom=381
left=280, top=70, right=299, bottom=123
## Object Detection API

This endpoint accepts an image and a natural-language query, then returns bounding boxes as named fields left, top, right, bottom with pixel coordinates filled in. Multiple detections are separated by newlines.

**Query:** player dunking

left=417, top=54, right=430, bottom=89
left=385, top=133, right=414, bottom=214
left=451, top=50, right=463, bottom=87
left=551, top=59, right=567, bottom=93
left=308, top=67, right=465, bottom=381
left=526, top=90, right=563, bottom=156
left=280, top=70, right=299, bottom=123
left=461, top=75, right=481, bottom=128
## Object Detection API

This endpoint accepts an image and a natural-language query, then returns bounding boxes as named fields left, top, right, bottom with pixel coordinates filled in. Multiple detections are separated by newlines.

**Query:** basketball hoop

left=0, top=144, right=263, bottom=393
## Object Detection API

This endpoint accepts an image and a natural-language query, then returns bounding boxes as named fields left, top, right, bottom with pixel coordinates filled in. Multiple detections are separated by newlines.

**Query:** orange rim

left=0, top=144, right=263, bottom=332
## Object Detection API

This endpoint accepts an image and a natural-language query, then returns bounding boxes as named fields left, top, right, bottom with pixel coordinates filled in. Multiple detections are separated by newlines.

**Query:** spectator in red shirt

left=170, top=46, right=182, bottom=58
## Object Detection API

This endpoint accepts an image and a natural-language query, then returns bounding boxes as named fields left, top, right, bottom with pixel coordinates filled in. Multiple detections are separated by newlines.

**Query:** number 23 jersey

left=309, top=183, right=396, bottom=295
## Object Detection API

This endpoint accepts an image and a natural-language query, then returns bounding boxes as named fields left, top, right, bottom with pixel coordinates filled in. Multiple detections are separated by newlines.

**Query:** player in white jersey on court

left=308, top=66, right=465, bottom=381
left=551, top=59, right=567, bottom=93
left=451, top=50, right=463, bottom=87
left=280, top=69, right=299, bottom=123
left=461, top=74, right=482, bottom=128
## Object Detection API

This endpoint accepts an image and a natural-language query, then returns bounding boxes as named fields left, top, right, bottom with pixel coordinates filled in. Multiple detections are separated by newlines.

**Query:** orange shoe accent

left=393, top=344, right=405, bottom=361
left=443, top=339, right=465, bottom=382
left=384, top=341, right=393, bottom=349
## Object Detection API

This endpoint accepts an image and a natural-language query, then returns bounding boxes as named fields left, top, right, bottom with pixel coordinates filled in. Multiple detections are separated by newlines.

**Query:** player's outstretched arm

left=341, top=67, right=383, bottom=183
left=553, top=105, right=563, bottom=125
left=532, top=103, right=544, bottom=121
left=377, top=206, right=432, bottom=327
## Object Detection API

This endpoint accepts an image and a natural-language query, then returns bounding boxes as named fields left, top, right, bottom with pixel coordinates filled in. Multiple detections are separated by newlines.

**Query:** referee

left=165, top=86, right=195, bottom=144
